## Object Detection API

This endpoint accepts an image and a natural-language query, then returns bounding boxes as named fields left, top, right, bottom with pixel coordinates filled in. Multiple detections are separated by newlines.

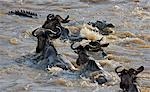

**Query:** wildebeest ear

left=106, top=23, right=115, bottom=28
left=56, top=15, right=70, bottom=23
left=62, top=15, right=70, bottom=23
left=97, top=37, right=103, bottom=42
left=136, top=66, right=144, bottom=74
left=100, top=43, right=109, bottom=47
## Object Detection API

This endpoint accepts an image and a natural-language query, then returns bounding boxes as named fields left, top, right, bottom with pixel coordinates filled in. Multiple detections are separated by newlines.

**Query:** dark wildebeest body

left=71, top=37, right=109, bottom=65
left=88, top=20, right=115, bottom=35
left=71, top=44, right=89, bottom=66
left=32, top=27, right=61, bottom=53
left=71, top=41, right=111, bottom=84
left=115, top=66, right=144, bottom=92
left=32, top=27, right=76, bottom=70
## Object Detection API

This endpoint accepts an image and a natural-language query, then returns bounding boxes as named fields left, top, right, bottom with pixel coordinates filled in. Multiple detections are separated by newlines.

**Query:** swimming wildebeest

left=41, top=14, right=70, bottom=41
left=115, top=66, right=144, bottom=92
left=32, top=27, right=61, bottom=53
left=84, top=37, right=109, bottom=58
left=88, top=20, right=115, bottom=35
left=71, top=38, right=109, bottom=65
left=32, top=27, right=76, bottom=70
left=70, top=40, right=111, bottom=84
left=41, top=14, right=87, bottom=42
left=42, top=14, right=70, bottom=30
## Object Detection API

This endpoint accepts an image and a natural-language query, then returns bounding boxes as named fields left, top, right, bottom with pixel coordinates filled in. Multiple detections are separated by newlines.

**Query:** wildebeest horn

left=106, top=23, right=115, bottom=28
left=100, top=43, right=109, bottom=47
left=71, top=42, right=79, bottom=50
left=87, top=43, right=97, bottom=48
left=97, top=37, right=103, bottom=42
left=115, top=66, right=123, bottom=74
left=47, top=14, right=54, bottom=20
left=32, top=28, right=40, bottom=37
left=63, top=15, right=69, bottom=22
left=45, top=29, right=57, bottom=35
left=88, top=37, right=103, bottom=48
left=136, top=66, right=144, bottom=75
left=56, top=15, right=70, bottom=23
left=45, top=26, right=61, bottom=38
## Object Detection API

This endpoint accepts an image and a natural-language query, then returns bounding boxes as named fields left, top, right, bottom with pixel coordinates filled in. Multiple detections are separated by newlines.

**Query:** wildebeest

left=71, top=43, right=89, bottom=66
left=42, top=14, right=70, bottom=30
left=32, top=27, right=76, bottom=70
left=41, top=14, right=70, bottom=41
left=32, top=26, right=61, bottom=53
left=70, top=40, right=111, bottom=84
left=70, top=38, right=109, bottom=66
left=8, top=10, right=38, bottom=18
left=85, top=37, right=109, bottom=58
left=88, top=20, right=115, bottom=35
left=59, top=26, right=88, bottom=42
left=71, top=37, right=109, bottom=60
left=115, top=66, right=144, bottom=92
left=42, top=14, right=88, bottom=42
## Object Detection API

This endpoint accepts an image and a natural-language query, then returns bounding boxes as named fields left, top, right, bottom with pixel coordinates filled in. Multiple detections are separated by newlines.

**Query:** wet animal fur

left=70, top=42, right=109, bottom=84
left=32, top=29, right=76, bottom=70
left=88, top=20, right=115, bottom=35
left=115, top=66, right=144, bottom=92
left=42, top=14, right=88, bottom=42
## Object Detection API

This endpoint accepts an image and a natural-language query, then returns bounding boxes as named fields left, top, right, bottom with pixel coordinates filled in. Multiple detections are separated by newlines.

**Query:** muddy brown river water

left=0, top=0, right=150, bottom=92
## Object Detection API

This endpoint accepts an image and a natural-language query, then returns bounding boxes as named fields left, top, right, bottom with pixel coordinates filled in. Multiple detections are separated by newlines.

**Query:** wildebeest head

left=70, top=42, right=86, bottom=54
left=71, top=42, right=89, bottom=66
left=42, top=14, right=70, bottom=30
left=32, top=27, right=61, bottom=53
left=115, top=66, right=144, bottom=92
left=85, top=37, right=109, bottom=57
left=88, top=20, right=115, bottom=35
left=85, top=37, right=109, bottom=51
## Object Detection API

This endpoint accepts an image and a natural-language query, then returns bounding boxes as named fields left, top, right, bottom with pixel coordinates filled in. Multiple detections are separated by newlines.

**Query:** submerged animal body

left=70, top=38, right=109, bottom=66
left=71, top=41, right=111, bottom=84
left=71, top=43, right=89, bottom=66
left=32, top=27, right=61, bottom=53
left=115, top=66, right=144, bottom=92
left=71, top=37, right=109, bottom=60
left=8, top=10, right=38, bottom=18
left=88, top=20, right=115, bottom=35
left=32, top=27, right=75, bottom=70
